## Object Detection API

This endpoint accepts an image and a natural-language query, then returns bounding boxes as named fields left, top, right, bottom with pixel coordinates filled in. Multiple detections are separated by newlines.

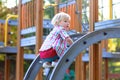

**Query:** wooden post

left=54, top=0, right=59, bottom=14
left=83, top=62, right=88, bottom=80
left=16, top=0, right=24, bottom=80
left=75, top=0, right=83, bottom=80
left=75, top=0, right=82, bottom=32
left=104, top=59, right=109, bottom=80
left=4, top=55, right=10, bottom=80
left=104, top=1, right=113, bottom=80
left=35, top=0, right=43, bottom=80
left=0, top=23, right=2, bottom=41
left=89, top=0, right=102, bottom=80
left=75, top=54, right=84, bottom=80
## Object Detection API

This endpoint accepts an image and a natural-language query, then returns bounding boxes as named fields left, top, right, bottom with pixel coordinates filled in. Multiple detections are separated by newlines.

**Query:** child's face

left=59, top=19, right=70, bottom=31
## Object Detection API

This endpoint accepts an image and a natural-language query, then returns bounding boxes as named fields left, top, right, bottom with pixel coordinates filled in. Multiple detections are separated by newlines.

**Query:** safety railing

left=4, top=14, right=18, bottom=47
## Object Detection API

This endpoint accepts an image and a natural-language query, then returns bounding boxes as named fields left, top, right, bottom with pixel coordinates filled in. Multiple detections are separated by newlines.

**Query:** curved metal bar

left=4, top=14, right=18, bottom=47
left=50, top=27, right=120, bottom=80
left=23, top=54, right=43, bottom=80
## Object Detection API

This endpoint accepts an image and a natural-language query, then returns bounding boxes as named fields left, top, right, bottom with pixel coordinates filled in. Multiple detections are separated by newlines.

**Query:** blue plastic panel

left=21, top=19, right=53, bottom=35
left=0, top=42, right=4, bottom=46
left=0, top=19, right=5, bottom=23
left=21, top=36, right=36, bottom=47
left=95, top=19, right=120, bottom=30
left=0, top=46, right=17, bottom=54
left=8, top=20, right=18, bottom=26
left=0, top=19, right=18, bottom=26
left=59, top=0, right=76, bottom=8
left=22, top=0, right=31, bottom=4
left=82, top=52, right=120, bottom=62
left=21, top=26, right=36, bottom=35
left=24, top=54, right=36, bottom=60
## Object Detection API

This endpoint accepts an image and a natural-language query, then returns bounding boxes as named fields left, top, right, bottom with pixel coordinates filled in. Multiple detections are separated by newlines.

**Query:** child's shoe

left=51, top=61, right=58, bottom=67
left=43, top=68, right=50, bottom=76
left=42, top=62, right=52, bottom=68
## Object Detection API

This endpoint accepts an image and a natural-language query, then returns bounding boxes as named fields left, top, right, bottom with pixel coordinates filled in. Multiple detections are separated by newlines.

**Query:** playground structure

left=0, top=0, right=120, bottom=80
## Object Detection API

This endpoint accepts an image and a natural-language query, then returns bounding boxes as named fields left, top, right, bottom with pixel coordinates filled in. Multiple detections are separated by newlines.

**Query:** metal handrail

left=4, top=14, right=18, bottom=47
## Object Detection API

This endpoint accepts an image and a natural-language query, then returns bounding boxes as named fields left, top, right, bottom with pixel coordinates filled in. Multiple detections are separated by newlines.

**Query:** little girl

left=39, top=12, right=73, bottom=75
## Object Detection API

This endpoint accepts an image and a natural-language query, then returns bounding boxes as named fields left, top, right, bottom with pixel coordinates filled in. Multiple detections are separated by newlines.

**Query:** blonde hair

left=51, top=12, right=71, bottom=26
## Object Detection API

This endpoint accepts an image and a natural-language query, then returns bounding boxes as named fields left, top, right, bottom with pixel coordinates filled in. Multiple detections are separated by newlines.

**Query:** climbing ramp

left=24, top=27, right=120, bottom=80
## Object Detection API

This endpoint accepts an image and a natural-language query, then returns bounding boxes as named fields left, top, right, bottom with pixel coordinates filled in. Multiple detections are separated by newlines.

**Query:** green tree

left=0, top=1, right=12, bottom=19
left=43, top=0, right=67, bottom=19
left=115, top=39, right=120, bottom=52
